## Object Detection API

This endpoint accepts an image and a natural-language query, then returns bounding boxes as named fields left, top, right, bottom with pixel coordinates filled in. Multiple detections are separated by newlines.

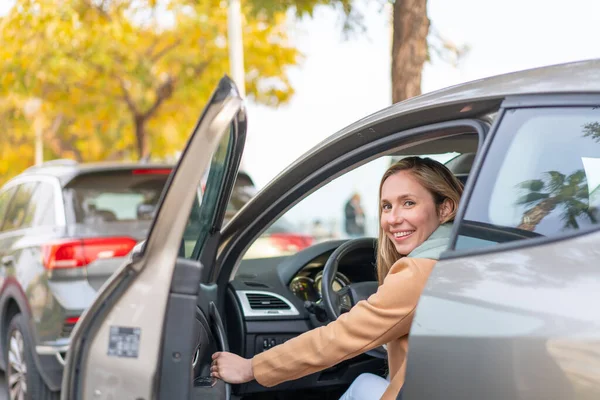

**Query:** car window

left=26, top=182, right=57, bottom=227
left=240, top=152, right=460, bottom=260
left=0, top=187, right=17, bottom=229
left=66, top=170, right=170, bottom=223
left=455, top=107, right=600, bottom=250
left=2, top=182, right=38, bottom=232
left=181, top=125, right=233, bottom=259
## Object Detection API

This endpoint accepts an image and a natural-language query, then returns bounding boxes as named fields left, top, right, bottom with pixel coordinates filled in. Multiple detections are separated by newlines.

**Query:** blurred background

left=2, top=3, right=600, bottom=397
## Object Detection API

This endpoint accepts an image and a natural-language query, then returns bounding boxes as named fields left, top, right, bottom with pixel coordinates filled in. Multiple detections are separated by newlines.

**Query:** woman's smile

left=390, top=230, right=415, bottom=241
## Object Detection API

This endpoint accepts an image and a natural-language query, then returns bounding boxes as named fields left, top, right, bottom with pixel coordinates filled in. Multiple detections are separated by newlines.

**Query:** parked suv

left=0, top=159, right=178, bottom=396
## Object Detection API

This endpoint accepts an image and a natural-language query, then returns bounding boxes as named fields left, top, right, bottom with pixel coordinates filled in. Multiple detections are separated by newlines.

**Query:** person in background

left=344, top=192, right=366, bottom=237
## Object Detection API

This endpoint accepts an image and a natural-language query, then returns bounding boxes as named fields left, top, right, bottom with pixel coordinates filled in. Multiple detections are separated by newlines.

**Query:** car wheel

left=6, top=314, right=58, bottom=400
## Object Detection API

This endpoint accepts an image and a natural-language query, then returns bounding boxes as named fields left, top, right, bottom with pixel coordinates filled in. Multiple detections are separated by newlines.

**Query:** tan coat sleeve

left=251, top=257, right=435, bottom=387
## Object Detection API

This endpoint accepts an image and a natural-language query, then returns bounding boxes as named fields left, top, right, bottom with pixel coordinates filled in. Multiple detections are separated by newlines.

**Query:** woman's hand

left=211, top=352, right=254, bottom=384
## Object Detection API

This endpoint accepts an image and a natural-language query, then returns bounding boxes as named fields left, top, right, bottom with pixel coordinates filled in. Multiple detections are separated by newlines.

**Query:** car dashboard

left=225, top=239, right=385, bottom=396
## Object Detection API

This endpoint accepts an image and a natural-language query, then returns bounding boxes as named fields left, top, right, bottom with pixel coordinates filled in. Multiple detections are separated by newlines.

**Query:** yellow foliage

left=0, top=0, right=301, bottom=185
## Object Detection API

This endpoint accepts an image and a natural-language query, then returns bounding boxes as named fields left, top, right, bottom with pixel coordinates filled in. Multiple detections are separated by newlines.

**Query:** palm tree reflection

left=517, top=170, right=597, bottom=232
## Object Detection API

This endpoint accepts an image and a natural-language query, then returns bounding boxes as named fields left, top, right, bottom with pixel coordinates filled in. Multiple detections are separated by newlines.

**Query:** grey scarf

left=407, top=222, right=454, bottom=260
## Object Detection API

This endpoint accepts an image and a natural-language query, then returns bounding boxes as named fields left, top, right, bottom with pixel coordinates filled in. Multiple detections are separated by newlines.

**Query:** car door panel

left=192, top=284, right=230, bottom=383
left=404, top=230, right=600, bottom=399
left=62, top=77, right=246, bottom=400
left=158, top=258, right=203, bottom=399
left=189, top=287, right=230, bottom=400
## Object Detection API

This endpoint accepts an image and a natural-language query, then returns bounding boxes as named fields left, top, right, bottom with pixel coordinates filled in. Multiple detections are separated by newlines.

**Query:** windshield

left=239, top=152, right=465, bottom=260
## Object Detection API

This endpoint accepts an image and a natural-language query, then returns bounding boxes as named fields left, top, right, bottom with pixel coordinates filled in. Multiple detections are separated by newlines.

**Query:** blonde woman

left=211, top=157, right=464, bottom=400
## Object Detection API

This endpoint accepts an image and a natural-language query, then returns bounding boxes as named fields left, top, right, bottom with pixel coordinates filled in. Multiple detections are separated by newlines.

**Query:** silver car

left=61, top=59, right=600, bottom=400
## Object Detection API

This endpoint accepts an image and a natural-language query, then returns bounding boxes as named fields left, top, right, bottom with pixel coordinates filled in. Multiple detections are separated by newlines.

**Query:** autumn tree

left=0, top=96, right=36, bottom=181
left=0, top=0, right=300, bottom=183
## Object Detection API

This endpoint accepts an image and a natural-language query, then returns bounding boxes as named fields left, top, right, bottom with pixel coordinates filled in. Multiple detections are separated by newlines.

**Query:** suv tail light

left=42, top=237, right=138, bottom=270
left=61, top=316, right=80, bottom=337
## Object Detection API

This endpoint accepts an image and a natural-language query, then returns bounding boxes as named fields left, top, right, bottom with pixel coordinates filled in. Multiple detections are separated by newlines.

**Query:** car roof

left=10, top=160, right=175, bottom=187
left=394, top=58, right=600, bottom=109
left=324, top=58, right=600, bottom=145
left=6, top=158, right=256, bottom=189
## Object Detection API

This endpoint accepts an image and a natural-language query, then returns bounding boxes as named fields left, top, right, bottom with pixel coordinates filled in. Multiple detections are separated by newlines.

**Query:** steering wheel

left=321, top=237, right=387, bottom=359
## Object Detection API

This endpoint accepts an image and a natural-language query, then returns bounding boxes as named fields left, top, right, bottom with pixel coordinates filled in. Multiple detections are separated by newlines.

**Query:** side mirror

left=131, top=240, right=146, bottom=262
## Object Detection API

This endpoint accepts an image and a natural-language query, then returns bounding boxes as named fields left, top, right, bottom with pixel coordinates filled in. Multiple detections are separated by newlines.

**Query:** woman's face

left=380, top=170, right=443, bottom=256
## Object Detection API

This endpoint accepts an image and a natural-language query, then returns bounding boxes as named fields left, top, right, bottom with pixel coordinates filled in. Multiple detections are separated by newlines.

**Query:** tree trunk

left=391, top=0, right=430, bottom=104
left=517, top=199, right=557, bottom=231
left=134, top=115, right=148, bottom=160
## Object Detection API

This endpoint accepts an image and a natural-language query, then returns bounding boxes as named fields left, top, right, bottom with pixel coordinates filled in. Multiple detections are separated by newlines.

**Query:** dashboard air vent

left=246, top=293, right=290, bottom=310
left=236, top=290, right=299, bottom=317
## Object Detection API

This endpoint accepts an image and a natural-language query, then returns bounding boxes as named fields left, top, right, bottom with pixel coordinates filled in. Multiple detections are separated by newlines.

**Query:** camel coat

left=252, top=257, right=434, bottom=399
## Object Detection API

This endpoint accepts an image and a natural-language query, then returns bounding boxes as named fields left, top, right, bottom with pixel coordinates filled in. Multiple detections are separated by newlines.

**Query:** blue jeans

left=339, top=373, right=389, bottom=400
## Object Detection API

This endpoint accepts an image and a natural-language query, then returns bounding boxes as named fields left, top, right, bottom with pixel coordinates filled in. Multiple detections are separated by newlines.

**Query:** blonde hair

left=376, top=157, right=463, bottom=284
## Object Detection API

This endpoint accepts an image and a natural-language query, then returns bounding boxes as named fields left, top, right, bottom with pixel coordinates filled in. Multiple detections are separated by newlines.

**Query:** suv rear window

left=66, top=169, right=170, bottom=224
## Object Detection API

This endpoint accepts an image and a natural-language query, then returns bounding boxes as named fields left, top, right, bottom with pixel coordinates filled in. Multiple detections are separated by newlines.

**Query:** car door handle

left=1, top=256, right=15, bottom=267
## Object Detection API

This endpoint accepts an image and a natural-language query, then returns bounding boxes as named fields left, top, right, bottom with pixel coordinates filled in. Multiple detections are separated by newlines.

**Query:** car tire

left=5, top=314, right=59, bottom=400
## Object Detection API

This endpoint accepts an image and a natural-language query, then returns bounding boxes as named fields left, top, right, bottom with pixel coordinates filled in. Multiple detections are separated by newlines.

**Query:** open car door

left=61, top=77, right=246, bottom=400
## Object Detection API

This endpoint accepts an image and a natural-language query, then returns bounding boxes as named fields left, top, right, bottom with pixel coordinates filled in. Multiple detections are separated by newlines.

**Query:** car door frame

left=209, top=116, right=495, bottom=398
left=217, top=117, right=493, bottom=289
left=61, top=76, right=247, bottom=400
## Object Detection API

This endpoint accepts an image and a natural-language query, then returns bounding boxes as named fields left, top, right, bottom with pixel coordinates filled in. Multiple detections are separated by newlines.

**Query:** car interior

left=191, top=129, right=480, bottom=399
left=185, top=124, right=484, bottom=399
